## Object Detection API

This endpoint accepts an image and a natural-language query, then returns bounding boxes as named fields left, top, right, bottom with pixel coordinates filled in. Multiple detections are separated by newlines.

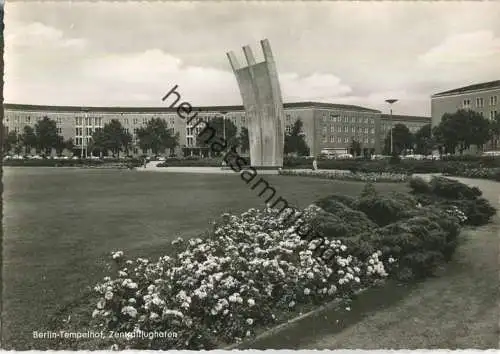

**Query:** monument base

left=250, top=166, right=283, bottom=171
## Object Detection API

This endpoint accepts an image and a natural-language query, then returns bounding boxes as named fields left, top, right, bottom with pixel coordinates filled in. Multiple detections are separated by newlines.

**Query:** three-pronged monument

left=227, top=39, right=285, bottom=169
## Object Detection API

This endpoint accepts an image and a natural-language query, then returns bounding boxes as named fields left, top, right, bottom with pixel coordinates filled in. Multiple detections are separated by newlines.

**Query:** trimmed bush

left=372, top=216, right=450, bottom=279
left=315, top=193, right=358, bottom=210
left=310, top=205, right=377, bottom=239
left=429, top=177, right=482, bottom=200
left=356, top=195, right=414, bottom=226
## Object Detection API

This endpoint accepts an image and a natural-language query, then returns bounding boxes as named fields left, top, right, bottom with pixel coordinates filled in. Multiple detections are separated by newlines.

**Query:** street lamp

left=220, top=111, right=228, bottom=141
left=385, top=99, right=398, bottom=155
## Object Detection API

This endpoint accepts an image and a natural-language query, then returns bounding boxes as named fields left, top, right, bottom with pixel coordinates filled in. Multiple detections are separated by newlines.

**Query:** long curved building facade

left=3, top=102, right=429, bottom=157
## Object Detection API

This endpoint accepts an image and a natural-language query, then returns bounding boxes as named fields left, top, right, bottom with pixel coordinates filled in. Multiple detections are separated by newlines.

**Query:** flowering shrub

left=91, top=206, right=390, bottom=350
left=409, top=177, right=496, bottom=226
left=279, top=169, right=408, bottom=183
left=450, top=167, right=500, bottom=181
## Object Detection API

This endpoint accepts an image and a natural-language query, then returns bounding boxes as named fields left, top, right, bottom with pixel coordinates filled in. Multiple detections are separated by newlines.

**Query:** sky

left=4, top=1, right=500, bottom=116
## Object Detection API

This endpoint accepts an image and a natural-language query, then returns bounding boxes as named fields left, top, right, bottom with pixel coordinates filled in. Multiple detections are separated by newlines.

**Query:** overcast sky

left=4, top=1, right=500, bottom=116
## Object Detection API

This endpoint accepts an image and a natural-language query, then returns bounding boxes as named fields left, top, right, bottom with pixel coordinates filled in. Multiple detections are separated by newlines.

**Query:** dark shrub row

left=283, top=156, right=500, bottom=177
left=310, top=177, right=496, bottom=281
left=3, top=158, right=143, bottom=168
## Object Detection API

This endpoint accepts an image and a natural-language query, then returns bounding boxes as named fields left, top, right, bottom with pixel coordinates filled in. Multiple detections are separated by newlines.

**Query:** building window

left=371, top=138, right=375, bottom=144
left=370, top=128, right=375, bottom=134
left=344, top=126, right=348, bottom=132
left=322, top=114, right=327, bottom=122
left=330, top=126, right=335, bottom=133
left=344, top=137, right=349, bottom=143
left=490, top=96, right=498, bottom=106
left=330, top=136, right=335, bottom=142
left=286, top=114, right=291, bottom=122
left=322, top=127, right=327, bottom=133
left=337, top=137, right=342, bottom=143
left=286, top=125, right=292, bottom=134
left=476, top=97, right=484, bottom=108
left=322, top=135, right=327, bottom=143
left=57, top=128, right=62, bottom=134
left=351, top=126, right=355, bottom=132
left=330, top=114, right=337, bottom=122
left=490, top=111, right=498, bottom=119
left=463, top=99, right=471, bottom=108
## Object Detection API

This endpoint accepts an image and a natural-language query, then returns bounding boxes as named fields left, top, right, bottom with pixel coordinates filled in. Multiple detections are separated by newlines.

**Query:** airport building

left=431, top=80, right=500, bottom=152
left=431, top=80, right=500, bottom=127
left=3, top=102, right=429, bottom=157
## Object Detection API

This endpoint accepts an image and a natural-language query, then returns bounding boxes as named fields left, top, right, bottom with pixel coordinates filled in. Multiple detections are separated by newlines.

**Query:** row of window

left=323, top=126, right=375, bottom=134
left=463, top=96, right=498, bottom=109
left=321, top=114, right=375, bottom=124
left=322, top=136, right=376, bottom=144
left=75, top=117, right=104, bottom=126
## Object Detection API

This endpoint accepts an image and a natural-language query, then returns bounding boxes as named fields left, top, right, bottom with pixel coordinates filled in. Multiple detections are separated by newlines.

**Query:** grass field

left=1, top=167, right=408, bottom=349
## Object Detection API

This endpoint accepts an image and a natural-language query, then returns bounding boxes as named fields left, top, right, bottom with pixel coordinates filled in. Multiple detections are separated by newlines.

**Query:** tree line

left=375, top=109, right=500, bottom=156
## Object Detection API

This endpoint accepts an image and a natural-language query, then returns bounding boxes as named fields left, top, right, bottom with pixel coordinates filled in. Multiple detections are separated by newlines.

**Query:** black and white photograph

left=1, top=0, right=500, bottom=350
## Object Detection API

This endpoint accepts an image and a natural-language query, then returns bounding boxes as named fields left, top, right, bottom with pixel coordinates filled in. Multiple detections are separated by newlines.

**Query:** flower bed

left=448, top=167, right=500, bottom=181
left=278, top=169, right=408, bottom=183
left=86, top=177, right=495, bottom=350
left=90, top=206, right=390, bottom=350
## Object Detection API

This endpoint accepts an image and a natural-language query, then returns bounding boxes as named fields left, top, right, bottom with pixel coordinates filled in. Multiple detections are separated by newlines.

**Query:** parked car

left=336, top=153, right=353, bottom=160
left=482, top=151, right=500, bottom=157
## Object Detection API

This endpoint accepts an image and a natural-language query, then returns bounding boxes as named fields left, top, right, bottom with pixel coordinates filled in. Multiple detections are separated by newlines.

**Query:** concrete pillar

left=227, top=39, right=285, bottom=169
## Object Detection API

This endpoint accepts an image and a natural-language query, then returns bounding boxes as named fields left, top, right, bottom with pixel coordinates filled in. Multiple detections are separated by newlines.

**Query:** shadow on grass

left=238, top=280, right=419, bottom=349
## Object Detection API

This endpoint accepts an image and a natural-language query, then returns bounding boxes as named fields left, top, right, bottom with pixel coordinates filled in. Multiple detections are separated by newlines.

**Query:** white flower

left=96, top=299, right=105, bottom=309
left=104, top=291, right=113, bottom=300
left=247, top=298, right=255, bottom=307
left=92, top=309, right=100, bottom=318
left=288, top=301, right=296, bottom=308
left=128, top=298, right=136, bottom=304
left=121, top=306, right=137, bottom=318
left=118, top=270, right=127, bottom=277
left=354, top=277, right=360, bottom=283
left=246, top=330, right=252, bottom=337
left=340, top=245, right=347, bottom=251
left=246, top=318, right=254, bottom=325
left=150, top=312, right=159, bottom=320
left=345, top=306, right=351, bottom=311
left=304, top=288, right=311, bottom=295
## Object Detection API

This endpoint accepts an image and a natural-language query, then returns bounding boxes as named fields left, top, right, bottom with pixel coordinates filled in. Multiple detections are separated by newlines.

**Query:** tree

left=414, top=123, right=433, bottom=155
left=196, top=117, right=238, bottom=156
left=54, top=136, right=66, bottom=156
left=349, top=138, right=362, bottom=157
left=35, top=116, right=60, bottom=155
left=490, top=113, right=500, bottom=150
left=136, top=118, right=179, bottom=156
left=284, top=119, right=310, bottom=156
left=383, top=123, right=413, bottom=155
left=100, top=119, right=131, bottom=157
left=65, top=138, right=75, bottom=155
left=239, top=127, right=250, bottom=154
left=20, top=125, right=37, bottom=155
left=2, top=126, right=18, bottom=155
left=90, top=129, right=107, bottom=157
left=433, top=109, right=491, bottom=154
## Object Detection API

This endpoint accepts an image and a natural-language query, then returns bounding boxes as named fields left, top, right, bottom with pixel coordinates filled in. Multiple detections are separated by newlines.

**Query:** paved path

left=137, top=162, right=280, bottom=175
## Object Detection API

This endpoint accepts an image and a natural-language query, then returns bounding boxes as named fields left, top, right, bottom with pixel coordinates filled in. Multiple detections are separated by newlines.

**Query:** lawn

left=1, top=167, right=408, bottom=349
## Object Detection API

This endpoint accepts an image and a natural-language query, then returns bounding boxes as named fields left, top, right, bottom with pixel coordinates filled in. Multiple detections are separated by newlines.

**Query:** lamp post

left=385, top=99, right=398, bottom=155
left=220, top=111, right=228, bottom=141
